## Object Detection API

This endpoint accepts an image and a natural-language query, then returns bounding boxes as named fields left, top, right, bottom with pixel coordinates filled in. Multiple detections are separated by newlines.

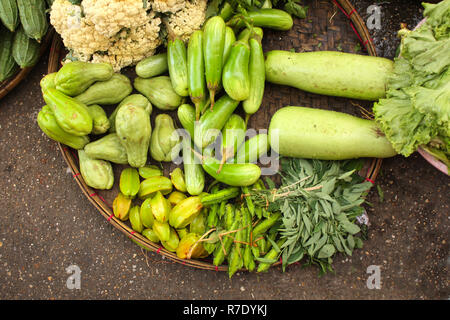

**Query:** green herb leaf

left=347, top=234, right=355, bottom=250
left=332, top=235, right=344, bottom=252
left=317, top=244, right=336, bottom=259
left=340, top=221, right=361, bottom=235
left=255, top=257, right=278, bottom=264
left=266, top=235, right=281, bottom=253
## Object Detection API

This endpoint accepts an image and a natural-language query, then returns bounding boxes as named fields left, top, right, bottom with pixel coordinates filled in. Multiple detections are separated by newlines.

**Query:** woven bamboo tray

left=47, top=0, right=382, bottom=271
left=0, top=28, right=54, bottom=101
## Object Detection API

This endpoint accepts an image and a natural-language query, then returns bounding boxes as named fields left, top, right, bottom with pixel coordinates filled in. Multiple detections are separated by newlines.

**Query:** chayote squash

left=78, top=150, right=114, bottom=190
left=109, top=94, right=152, bottom=133
left=40, top=72, right=57, bottom=93
left=74, top=73, right=133, bottom=106
left=55, top=61, right=114, bottom=96
left=134, top=76, right=183, bottom=111
left=43, top=87, right=93, bottom=136
left=37, top=105, right=90, bottom=150
left=115, top=103, right=152, bottom=168
left=86, top=104, right=110, bottom=135
left=150, top=113, right=181, bottom=162
left=83, top=133, right=128, bottom=164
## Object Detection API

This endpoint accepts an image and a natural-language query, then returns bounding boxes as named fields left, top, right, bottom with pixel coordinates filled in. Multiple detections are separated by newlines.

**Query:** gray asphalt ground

left=0, top=1, right=448, bottom=300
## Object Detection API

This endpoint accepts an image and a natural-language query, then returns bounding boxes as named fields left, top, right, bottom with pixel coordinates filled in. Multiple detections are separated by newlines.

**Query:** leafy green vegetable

left=249, top=158, right=372, bottom=274
left=373, top=0, right=450, bottom=169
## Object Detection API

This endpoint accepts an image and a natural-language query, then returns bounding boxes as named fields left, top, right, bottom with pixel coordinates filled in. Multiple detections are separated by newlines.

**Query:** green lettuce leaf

left=373, top=0, right=450, bottom=166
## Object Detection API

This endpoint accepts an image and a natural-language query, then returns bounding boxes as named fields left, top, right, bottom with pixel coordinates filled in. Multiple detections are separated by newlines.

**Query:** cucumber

left=202, top=158, right=261, bottom=187
left=177, top=104, right=196, bottom=140
left=0, top=0, right=19, bottom=32
left=265, top=50, right=394, bottom=101
left=222, top=34, right=251, bottom=101
left=243, top=29, right=265, bottom=120
left=0, top=26, right=19, bottom=81
left=235, top=133, right=270, bottom=164
left=182, top=138, right=205, bottom=196
left=167, top=34, right=189, bottom=97
left=17, top=0, right=48, bottom=42
left=187, top=30, right=206, bottom=120
left=11, top=25, right=40, bottom=68
left=227, top=9, right=293, bottom=31
left=135, top=53, right=168, bottom=79
left=194, top=94, right=240, bottom=149
left=218, top=114, right=246, bottom=171
left=268, top=106, right=397, bottom=160
left=203, top=16, right=226, bottom=108
left=222, top=26, right=236, bottom=65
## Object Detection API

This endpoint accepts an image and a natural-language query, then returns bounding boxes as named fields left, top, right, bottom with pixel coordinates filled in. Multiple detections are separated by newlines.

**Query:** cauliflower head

left=151, top=0, right=186, bottom=13
left=50, top=0, right=207, bottom=71
left=50, top=0, right=112, bottom=58
left=82, top=0, right=152, bottom=38
left=166, top=0, right=208, bottom=42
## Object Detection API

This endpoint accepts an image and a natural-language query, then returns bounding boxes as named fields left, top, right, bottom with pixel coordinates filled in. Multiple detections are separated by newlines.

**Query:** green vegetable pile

left=36, top=0, right=448, bottom=277
left=373, top=0, right=450, bottom=169
left=0, top=0, right=51, bottom=81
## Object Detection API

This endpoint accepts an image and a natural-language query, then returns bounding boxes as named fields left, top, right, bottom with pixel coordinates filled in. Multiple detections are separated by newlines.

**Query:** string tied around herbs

left=243, top=175, right=324, bottom=209
left=189, top=223, right=257, bottom=259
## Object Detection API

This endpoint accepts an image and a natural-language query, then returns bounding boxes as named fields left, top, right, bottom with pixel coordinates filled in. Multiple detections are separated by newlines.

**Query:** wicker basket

left=47, top=0, right=382, bottom=271
left=0, top=28, right=55, bottom=101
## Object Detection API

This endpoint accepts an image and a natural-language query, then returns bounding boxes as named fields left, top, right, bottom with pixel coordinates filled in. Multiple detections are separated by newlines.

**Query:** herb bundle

left=249, top=158, right=373, bottom=274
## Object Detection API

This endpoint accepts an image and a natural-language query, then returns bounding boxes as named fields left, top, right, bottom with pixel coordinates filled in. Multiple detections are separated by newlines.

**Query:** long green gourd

left=16, top=0, right=48, bottom=42
left=265, top=50, right=394, bottom=101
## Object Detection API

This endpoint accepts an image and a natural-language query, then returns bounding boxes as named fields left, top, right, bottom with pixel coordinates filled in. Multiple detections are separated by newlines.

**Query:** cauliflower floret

left=82, top=0, right=151, bottom=38
left=50, top=0, right=82, bottom=31
left=152, top=0, right=186, bottom=13
left=166, top=0, right=207, bottom=42
left=50, top=0, right=111, bottom=59
left=50, top=0, right=207, bottom=71
left=92, top=14, right=162, bottom=71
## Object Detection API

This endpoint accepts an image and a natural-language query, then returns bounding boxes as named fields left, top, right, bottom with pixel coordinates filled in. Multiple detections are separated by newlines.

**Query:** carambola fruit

left=119, top=168, right=140, bottom=199
left=169, top=196, right=203, bottom=229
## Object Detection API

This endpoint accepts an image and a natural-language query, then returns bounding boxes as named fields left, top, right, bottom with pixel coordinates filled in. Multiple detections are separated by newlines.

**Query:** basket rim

left=0, top=28, right=55, bottom=101
left=47, top=0, right=383, bottom=272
